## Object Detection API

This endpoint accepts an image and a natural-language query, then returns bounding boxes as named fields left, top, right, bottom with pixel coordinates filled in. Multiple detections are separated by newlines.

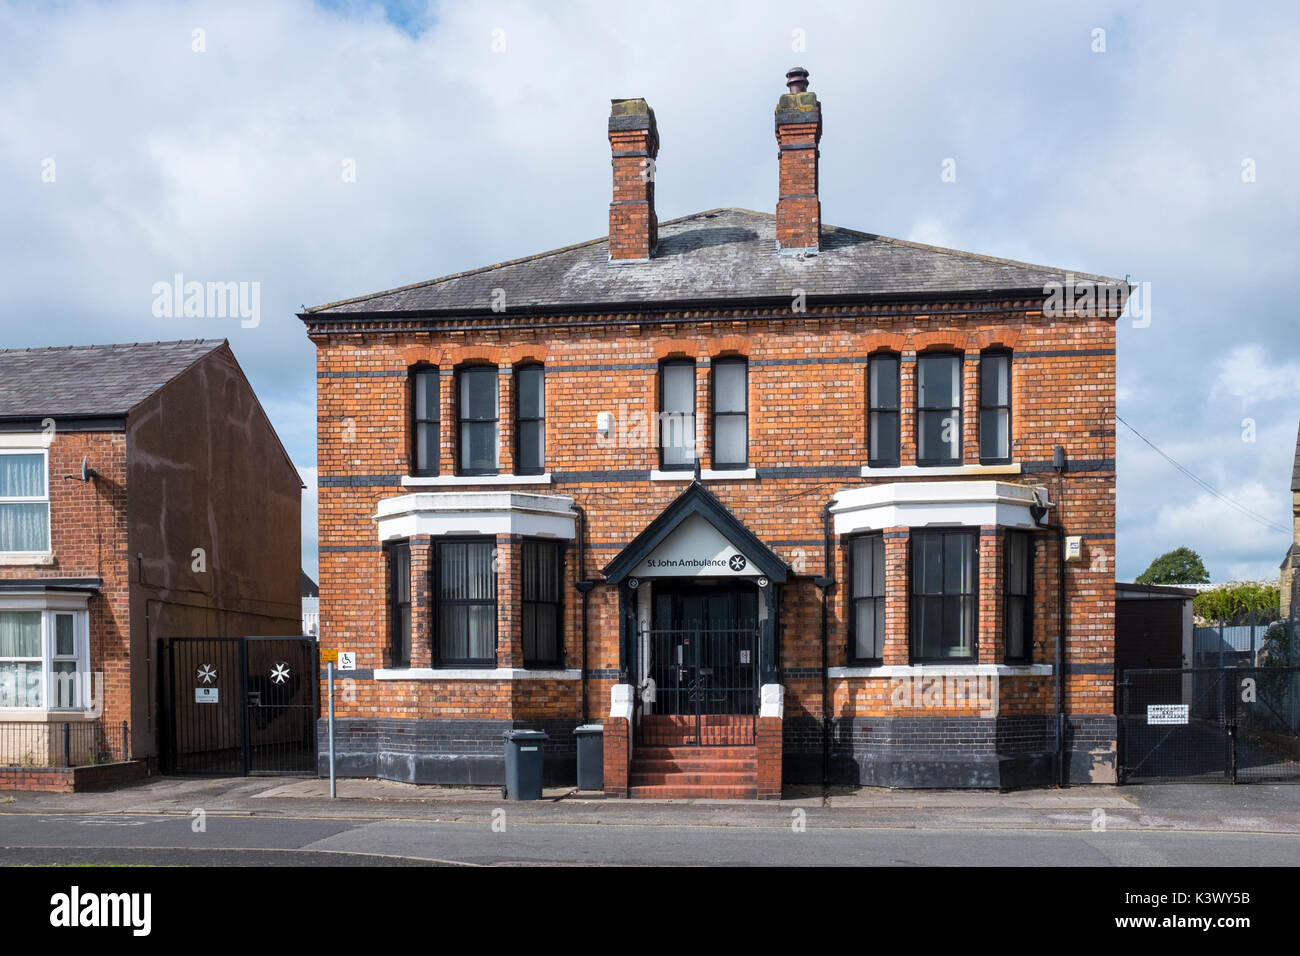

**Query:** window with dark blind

left=980, top=351, right=1011, bottom=464
left=868, top=354, right=900, bottom=467
left=387, top=542, right=411, bottom=667
left=434, top=539, right=497, bottom=667
left=917, top=353, right=962, bottom=465
left=457, top=367, right=499, bottom=475
left=712, top=358, right=748, bottom=469
left=1004, top=531, right=1032, bottom=662
left=411, top=367, right=440, bottom=476
left=910, top=530, right=977, bottom=661
left=849, top=534, right=886, bottom=662
left=659, top=360, right=696, bottom=470
left=515, top=365, right=545, bottom=476
left=522, top=539, right=563, bottom=666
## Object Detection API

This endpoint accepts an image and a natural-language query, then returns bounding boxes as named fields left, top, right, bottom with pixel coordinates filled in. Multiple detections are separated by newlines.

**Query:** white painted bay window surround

left=0, top=600, right=91, bottom=712
left=375, top=492, right=577, bottom=542
left=831, top=480, right=1053, bottom=674
left=373, top=491, right=580, bottom=680
left=0, top=448, right=51, bottom=561
left=831, top=480, right=1048, bottom=535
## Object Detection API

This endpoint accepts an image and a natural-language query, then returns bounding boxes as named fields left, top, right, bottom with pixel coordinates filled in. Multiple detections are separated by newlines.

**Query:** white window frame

left=0, top=447, right=52, bottom=559
left=0, top=602, right=91, bottom=713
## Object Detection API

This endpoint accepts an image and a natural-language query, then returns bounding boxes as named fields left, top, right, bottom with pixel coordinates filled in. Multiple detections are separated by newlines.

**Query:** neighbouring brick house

left=303, top=69, right=1122, bottom=796
left=0, top=340, right=302, bottom=786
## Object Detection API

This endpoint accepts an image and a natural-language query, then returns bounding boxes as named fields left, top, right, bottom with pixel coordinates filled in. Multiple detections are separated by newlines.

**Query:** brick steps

left=629, top=744, right=758, bottom=799
left=628, top=784, right=758, bottom=799
left=630, top=771, right=755, bottom=786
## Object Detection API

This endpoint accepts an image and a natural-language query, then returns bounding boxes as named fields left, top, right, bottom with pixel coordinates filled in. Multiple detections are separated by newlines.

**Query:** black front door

left=640, top=583, right=759, bottom=745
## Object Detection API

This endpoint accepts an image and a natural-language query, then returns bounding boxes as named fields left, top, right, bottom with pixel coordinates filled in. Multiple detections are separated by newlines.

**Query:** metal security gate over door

left=637, top=585, right=759, bottom=747
left=161, top=637, right=317, bottom=775
left=1119, top=666, right=1300, bottom=783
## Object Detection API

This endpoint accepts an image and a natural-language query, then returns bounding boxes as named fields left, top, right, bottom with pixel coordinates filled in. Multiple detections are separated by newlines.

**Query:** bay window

left=849, top=533, right=886, bottom=662
left=0, top=451, right=50, bottom=553
left=910, top=530, right=977, bottom=661
left=434, top=539, right=497, bottom=666
left=521, top=539, right=563, bottom=666
left=0, top=608, right=89, bottom=709
left=1004, top=531, right=1032, bottom=662
left=388, top=541, right=411, bottom=667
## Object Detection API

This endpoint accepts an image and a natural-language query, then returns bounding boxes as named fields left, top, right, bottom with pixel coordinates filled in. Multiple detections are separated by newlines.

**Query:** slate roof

left=304, top=208, right=1124, bottom=317
left=0, top=340, right=225, bottom=419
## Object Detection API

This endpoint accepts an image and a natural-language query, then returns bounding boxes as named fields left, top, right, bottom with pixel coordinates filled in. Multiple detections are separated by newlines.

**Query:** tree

left=1193, top=581, right=1280, bottom=624
left=1135, top=547, right=1210, bottom=585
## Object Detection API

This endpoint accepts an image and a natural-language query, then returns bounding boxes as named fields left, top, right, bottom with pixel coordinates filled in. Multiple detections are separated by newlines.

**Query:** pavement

left=4, top=774, right=1300, bottom=834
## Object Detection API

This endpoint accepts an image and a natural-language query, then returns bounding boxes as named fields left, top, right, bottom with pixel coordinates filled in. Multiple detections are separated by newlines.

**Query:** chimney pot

left=608, top=98, right=659, bottom=261
left=774, top=70, right=822, bottom=254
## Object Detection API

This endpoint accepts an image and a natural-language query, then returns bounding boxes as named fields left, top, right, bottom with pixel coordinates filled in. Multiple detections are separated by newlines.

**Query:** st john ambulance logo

left=269, top=662, right=292, bottom=684
left=196, top=664, right=217, bottom=684
left=728, top=554, right=747, bottom=572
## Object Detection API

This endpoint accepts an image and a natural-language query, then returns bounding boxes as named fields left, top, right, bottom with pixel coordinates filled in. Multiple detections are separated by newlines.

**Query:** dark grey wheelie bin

left=503, top=729, right=548, bottom=800
left=574, top=724, right=604, bottom=790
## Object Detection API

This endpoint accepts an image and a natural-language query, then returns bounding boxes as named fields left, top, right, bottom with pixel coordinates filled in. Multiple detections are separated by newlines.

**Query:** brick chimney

left=774, top=67, right=823, bottom=254
left=608, top=98, right=659, bottom=261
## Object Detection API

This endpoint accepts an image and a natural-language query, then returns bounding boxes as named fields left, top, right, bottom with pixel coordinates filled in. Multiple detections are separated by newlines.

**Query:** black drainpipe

left=572, top=504, right=594, bottom=721
left=814, top=500, right=835, bottom=786
left=1031, top=488, right=1068, bottom=788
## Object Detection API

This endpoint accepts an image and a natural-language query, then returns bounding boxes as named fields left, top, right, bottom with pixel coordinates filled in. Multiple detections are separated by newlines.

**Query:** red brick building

left=0, top=340, right=302, bottom=782
left=303, top=70, right=1122, bottom=795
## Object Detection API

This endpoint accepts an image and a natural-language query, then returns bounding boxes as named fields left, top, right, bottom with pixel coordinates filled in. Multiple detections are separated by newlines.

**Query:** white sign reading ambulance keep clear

left=631, top=514, right=759, bottom=578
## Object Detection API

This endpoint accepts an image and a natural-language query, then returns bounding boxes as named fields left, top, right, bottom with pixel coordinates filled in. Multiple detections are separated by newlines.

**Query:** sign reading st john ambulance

left=632, top=515, right=758, bottom=578
left=301, top=68, right=1121, bottom=796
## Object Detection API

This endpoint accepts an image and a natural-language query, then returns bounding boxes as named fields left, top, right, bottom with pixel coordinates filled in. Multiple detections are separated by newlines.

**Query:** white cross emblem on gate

left=269, top=662, right=292, bottom=684
left=196, top=664, right=217, bottom=684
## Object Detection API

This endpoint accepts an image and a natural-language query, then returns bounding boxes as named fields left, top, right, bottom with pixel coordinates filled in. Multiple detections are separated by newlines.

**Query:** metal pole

left=327, top=661, right=336, bottom=799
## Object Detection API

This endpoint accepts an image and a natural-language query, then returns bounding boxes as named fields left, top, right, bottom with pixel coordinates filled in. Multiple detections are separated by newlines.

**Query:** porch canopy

left=601, top=481, right=789, bottom=585
left=602, top=481, right=789, bottom=686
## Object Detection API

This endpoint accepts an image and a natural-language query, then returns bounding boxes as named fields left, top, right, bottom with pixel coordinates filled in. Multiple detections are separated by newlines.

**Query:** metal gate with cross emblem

left=159, top=636, right=317, bottom=775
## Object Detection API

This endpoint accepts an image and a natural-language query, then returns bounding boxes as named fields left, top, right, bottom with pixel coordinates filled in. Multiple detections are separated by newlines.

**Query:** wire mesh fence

left=1119, top=665, right=1300, bottom=783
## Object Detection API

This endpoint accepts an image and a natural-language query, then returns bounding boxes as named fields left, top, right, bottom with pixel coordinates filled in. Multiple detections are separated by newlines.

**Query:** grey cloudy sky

left=2, top=0, right=1297, bottom=583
